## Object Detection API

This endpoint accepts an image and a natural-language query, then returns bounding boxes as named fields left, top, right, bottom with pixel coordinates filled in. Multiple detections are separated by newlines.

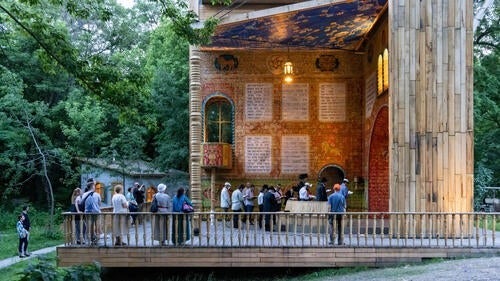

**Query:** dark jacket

left=263, top=191, right=278, bottom=212
left=316, top=182, right=328, bottom=201
left=22, top=211, right=30, bottom=231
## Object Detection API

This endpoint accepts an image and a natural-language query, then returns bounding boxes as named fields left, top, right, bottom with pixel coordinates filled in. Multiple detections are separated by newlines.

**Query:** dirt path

left=311, top=256, right=500, bottom=281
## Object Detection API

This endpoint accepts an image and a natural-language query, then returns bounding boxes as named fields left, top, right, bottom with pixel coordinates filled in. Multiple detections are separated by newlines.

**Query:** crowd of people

left=59, top=174, right=351, bottom=249
left=67, top=179, right=193, bottom=246
left=219, top=174, right=353, bottom=245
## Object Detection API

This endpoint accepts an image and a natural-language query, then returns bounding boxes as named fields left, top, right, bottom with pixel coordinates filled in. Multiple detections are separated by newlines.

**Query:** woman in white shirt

left=112, top=185, right=128, bottom=246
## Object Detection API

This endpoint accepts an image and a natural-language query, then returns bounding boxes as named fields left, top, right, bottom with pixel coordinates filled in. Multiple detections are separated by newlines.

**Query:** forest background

left=0, top=0, right=498, bottom=232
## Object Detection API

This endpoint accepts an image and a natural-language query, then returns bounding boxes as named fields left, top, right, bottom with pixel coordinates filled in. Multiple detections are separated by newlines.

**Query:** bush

left=17, top=255, right=101, bottom=281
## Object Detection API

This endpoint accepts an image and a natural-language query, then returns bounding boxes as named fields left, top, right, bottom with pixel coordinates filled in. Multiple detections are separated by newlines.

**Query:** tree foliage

left=473, top=0, right=499, bottom=207
left=0, top=0, right=190, bottom=212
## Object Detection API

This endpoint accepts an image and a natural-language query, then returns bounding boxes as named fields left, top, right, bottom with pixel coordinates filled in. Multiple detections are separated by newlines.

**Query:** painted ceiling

left=206, top=0, right=387, bottom=51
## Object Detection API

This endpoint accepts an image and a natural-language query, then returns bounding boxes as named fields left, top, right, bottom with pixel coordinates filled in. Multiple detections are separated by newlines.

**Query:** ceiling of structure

left=205, top=0, right=387, bottom=51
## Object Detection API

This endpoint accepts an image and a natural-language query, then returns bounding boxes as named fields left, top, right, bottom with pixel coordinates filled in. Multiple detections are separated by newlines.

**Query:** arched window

left=383, top=48, right=389, bottom=91
left=205, top=98, right=233, bottom=144
left=377, top=48, right=389, bottom=95
left=377, top=54, right=384, bottom=94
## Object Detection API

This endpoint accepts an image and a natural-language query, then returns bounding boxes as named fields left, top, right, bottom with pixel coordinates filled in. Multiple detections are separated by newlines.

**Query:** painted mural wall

left=198, top=49, right=366, bottom=210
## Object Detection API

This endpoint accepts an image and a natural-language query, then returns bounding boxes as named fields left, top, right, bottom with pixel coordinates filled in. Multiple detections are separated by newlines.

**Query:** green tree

left=146, top=22, right=190, bottom=171
left=473, top=0, right=499, bottom=208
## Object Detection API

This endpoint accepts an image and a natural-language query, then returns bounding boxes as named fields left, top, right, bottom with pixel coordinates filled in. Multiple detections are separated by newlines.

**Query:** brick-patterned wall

left=368, top=107, right=389, bottom=212
left=362, top=14, right=389, bottom=212
left=198, top=50, right=364, bottom=193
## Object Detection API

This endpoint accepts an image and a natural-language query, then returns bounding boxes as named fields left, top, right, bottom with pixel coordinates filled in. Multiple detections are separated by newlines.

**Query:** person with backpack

left=17, top=215, right=29, bottom=258
left=83, top=178, right=101, bottom=245
left=20, top=206, right=31, bottom=256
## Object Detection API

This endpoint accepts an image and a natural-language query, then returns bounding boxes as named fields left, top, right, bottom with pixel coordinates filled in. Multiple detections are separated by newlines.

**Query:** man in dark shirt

left=263, top=187, right=278, bottom=231
left=21, top=205, right=31, bottom=256
left=316, top=177, right=328, bottom=201
left=133, top=183, right=146, bottom=209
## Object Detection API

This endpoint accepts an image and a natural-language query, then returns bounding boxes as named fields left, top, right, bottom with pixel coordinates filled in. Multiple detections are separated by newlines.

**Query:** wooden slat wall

left=389, top=0, right=473, bottom=215
left=57, top=247, right=498, bottom=268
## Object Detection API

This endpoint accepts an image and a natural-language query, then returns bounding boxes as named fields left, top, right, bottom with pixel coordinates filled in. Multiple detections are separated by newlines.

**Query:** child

left=17, top=215, right=29, bottom=258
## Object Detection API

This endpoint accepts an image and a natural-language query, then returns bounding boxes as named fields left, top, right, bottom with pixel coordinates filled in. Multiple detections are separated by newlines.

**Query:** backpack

left=78, top=192, right=94, bottom=212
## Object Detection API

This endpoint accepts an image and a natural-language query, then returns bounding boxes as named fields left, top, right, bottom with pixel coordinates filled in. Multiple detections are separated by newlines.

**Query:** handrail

left=61, top=211, right=499, bottom=248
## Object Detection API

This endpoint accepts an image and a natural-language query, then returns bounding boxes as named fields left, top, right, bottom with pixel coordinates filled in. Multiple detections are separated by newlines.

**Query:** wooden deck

left=57, top=212, right=500, bottom=267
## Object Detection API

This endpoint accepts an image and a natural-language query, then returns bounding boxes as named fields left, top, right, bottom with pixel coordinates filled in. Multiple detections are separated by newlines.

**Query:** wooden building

left=188, top=0, right=473, bottom=214
left=57, top=1, right=484, bottom=268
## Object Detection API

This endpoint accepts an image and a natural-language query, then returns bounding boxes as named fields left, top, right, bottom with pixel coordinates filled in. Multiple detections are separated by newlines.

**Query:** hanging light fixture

left=283, top=46, right=294, bottom=83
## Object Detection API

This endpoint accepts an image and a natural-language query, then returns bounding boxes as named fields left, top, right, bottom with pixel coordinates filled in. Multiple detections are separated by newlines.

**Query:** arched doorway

left=368, top=107, right=389, bottom=212
left=318, top=165, right=345, bottom=189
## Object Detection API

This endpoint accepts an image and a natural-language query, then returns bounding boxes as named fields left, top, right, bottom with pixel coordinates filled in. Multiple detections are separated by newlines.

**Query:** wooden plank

left=58, top=247, right=500, bottom=268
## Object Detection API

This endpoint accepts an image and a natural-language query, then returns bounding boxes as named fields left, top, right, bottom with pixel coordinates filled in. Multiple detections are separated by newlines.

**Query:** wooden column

left=189, top=47, right=202, bottom=210
left=388, top=0, right=473, bottom=214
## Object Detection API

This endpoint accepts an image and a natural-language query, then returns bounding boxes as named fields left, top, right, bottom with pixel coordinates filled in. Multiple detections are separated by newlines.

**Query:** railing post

left=451, top=213, right=456, bottom=247
left=389, top=213, right=393, bottom=247
left=356, top=214, right=361, bottom=247
left=493, top=214, right=497, bottom=247
left=365, top=213, right=369, bottom=246
left=349, top=213, right=353, bottom=247
left=420, top=213, right=424, bottom=247
left=475, top=214, right=480, bottom=247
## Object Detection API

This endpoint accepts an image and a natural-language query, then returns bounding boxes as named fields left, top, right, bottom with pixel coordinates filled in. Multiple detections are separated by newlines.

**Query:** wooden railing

left=62, top=212, right=498, bottom=248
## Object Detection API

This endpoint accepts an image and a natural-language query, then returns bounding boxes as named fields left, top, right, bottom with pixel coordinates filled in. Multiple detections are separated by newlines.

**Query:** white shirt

left=220, top=187, right=231, bottom=208
left=258, top=192, right=264, bottom=205
left=244, top=188, right=254, bottom=206
left=299, top=186, right=310, bottom=200
left=231, top=189, right=243, bottom=211
left=112, top=193, right=128, bottom=213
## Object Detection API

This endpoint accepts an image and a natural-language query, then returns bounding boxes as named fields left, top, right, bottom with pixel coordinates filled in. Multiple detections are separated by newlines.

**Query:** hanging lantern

left=283, top=61, right=294, bottom=83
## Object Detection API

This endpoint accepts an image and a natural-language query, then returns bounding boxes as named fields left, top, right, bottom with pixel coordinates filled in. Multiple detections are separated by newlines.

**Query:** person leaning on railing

left=328, top=184, right=346, bottom=245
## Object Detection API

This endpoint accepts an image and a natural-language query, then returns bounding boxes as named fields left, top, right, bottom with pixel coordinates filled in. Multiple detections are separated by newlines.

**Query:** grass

left=0, top=252, right=57, bottom=281
left=0, top=206, right=64, bottom=260
left=0, top=231, right=63, bottom=260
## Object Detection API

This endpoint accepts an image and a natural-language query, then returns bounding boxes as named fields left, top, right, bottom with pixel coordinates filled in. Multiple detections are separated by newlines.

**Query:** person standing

left=243, top=183, right=255, bottom=224
left=328, top=184, right=346, bottom=245
left=172, top=187, right=193, bottom=245
left=316, top=177, right=328, bottom=201
left=220, top=182, right=231, bottom=212
left=133, top=183, right=146, bottom=212
left=20, top=206, right=31, bottom=256
left=17, top=215, right=29, bottom=258
left=153, top=183, right=172, bottom=246
left=299, top=183, right=313, bottom=201
left=71, top=188, right=86, bottom=244
left=340, top=178, right=352, bottom=209
left=257, top=185, right=267, bottom=229
left=263, top=186, right=278, bottom=231
left=112, top=184, right=128, bottom=246
left=231, top=184, right=244, bottom=228
left=275, top=184, right=283, bottom=211
left=125, top=187, right=134, bottom=202
left=84, top=178, right=102, bottom=245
